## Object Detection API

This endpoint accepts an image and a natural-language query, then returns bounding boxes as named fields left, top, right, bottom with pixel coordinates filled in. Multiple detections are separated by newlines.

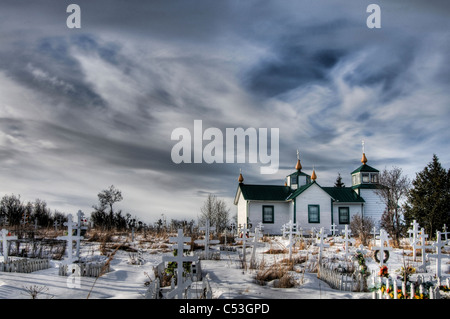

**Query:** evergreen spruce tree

left=404, top=154, right=450, bottom=237
left=334, top=173, right=345, bottom=187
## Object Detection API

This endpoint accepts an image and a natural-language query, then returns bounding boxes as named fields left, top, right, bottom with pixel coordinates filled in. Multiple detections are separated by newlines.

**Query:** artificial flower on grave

left=378, top=265, right=389, bottom=278
left=439, top=285, right=450, bottom=299
left=439, top=285, right=450, bottom=292
left=396, top=266, right=416, bottom=282
left=353, top=252, right=368, bottom=275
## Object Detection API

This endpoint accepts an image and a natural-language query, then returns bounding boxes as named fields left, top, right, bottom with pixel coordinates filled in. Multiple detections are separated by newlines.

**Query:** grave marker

left=236, top=224, right=252, bottom=264
left=57, top=214, right=83, bottom=265
left=316, top=227, right=330, bottom=262
left=0, top=229, right=17, bottom=262
left=194, top=220, right=220, bottom=259
left=372, top=226, right=378, bottom=246
left=163, top=229, right=198, bottom=299
left=249, top=227, right=264, bottom=268
left=330, top=223, right=338, bottom=237
left=416, top=228, right=432, bottom=272
left=229, top=223, right=236, bottom=236
left=341, top=225, right=355, bottom=258
left=372, top=229, right=392, bottom=267
left=282, top=220, right=299, bottom=261
left=75, top=210, right=87, bottom=258
left=407, top=220, right=421, bottom=260
left=427, top=231, right=449, bottom=278
left=442, top=224, right=448, bottom=242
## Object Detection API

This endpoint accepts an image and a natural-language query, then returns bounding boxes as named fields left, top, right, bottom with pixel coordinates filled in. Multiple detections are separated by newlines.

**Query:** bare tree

left=375, top=167, right=410, bottom=246
left=92, top=185, right=123, bottom=230
left=199, top=194, right=230, bottom=234
left=350, top=215, right=374, bottom=246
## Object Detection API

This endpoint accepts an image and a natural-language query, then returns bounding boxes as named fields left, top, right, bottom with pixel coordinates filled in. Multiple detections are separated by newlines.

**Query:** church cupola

left=351, top=141, right=379, bottom=192
left=286, top=150, right=311, bottom=190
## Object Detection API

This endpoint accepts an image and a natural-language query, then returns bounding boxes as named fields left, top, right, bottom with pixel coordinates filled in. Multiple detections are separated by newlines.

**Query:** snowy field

left=0, top=231, right=448, bottom=300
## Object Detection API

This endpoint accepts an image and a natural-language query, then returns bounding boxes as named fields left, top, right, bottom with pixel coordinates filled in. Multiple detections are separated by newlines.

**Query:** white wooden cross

left=407, top=220, right=421, bottom=260
left=427, top=231, right=449, bottom=278
left=330, top=223, right=338, bottom=237
left=75, top=210, right=87, bottom=258
left=282, top=220, right=299, bottom=261
left=21, top=212, right=28, bottom=226
left=249, top=227, right=265, bottom=268
left=372, top=229, right=393, bottom=267
left=163, top=229, right=198, bottom=299
left=194, top=220, right=220, bottom=259
left=310, top=227, right=317, bottom=239
left=316, top=227, right=330, bottom=262
left=416, top=228, right=432, bottom=272
left=57, top=214, right=83, bottom=265
left=256, top=222, right=264, bottom=234
left=236, top=224, right=252, bottom=264
left=442, top=224, right=448, bottom=242
left=341, top=225, right=356, bottom=258
left=229, top=223, right=236, bottom=236
left=0, top=229, right=17, bottom=262
left=372, top=226, right=378, bottom=246
left=356, top=244, right=367, bottom=256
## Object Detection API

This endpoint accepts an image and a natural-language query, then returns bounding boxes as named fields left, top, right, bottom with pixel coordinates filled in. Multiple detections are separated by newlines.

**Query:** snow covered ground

left=0, top=232, right=448, bottom=300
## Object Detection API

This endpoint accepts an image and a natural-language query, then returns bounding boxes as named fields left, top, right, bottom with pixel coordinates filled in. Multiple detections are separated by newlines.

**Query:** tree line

left=0, top=195, right=66, bottom=228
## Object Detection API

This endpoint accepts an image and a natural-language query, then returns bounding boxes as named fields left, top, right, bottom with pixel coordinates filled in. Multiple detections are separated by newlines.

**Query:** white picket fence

left=317, top=263, right=366, bottom=292
left=371, top=275, right=448, bottom=299
left=144, top=273, right=212, bottom=299
left=0, top=258, right=50, bottom=273
left=154, top=260, right=203, bottom=282
left=58, top=261, right=110, bottom=277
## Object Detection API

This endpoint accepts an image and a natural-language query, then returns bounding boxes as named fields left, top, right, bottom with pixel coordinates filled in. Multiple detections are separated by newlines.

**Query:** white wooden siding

left=247, top=201, right=291, bottom=235
left=295, top=184, right=332, bottom=232
left=359, top=189, right=385, bottom=227
left=236, top=192, right=247, bottom=228
left=332, top=203, right=363, bottom=233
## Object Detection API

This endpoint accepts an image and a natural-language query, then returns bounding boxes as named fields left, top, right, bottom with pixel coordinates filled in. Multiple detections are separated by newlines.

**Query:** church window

left=262, top=205, right=274, bottom=223
left=291, top=175, right=298, bottom=185
left=339, top=207, right=350, bottom=224
left=362, top=173, right=370, bottom=183
left=308, top=205, right=320, bottom=223
left=371, top=173, right=378, bottom=183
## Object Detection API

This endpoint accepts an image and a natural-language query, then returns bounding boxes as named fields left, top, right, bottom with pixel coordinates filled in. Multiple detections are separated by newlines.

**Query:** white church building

left=234, top=151, right=385, bottom=235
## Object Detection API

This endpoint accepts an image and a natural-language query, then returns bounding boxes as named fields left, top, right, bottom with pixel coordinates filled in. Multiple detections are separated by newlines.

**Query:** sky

left=0, top=0, right=449, bottom=224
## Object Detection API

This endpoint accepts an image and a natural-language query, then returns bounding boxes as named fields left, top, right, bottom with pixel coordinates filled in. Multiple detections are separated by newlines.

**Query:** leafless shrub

left=22, top=285, right=51, bottom=299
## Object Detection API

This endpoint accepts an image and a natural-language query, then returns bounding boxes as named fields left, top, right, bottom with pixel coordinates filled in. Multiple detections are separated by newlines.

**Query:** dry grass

left=264, top=248, right=287, bottom=254
left=280, top=255, right=307, bottom=265
left=254, top=263, right=296, bottom=288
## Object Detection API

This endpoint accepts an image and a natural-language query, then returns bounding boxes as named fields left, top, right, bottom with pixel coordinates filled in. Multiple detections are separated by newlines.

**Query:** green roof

left=351, top=164, right=379, bottom=174
left=287, top=170, right=311, bottom=178
left=322, top=187, right=365, bottom=203
left=237, top=184, right=292, bottom=201
left=236, top=182, right=366, bottom=204
left=286, top=182, right=316, bottom=200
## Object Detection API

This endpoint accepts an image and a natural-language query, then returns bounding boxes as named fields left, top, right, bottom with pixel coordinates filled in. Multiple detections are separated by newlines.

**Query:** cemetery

left=0, top=213, right=448, bottom=299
